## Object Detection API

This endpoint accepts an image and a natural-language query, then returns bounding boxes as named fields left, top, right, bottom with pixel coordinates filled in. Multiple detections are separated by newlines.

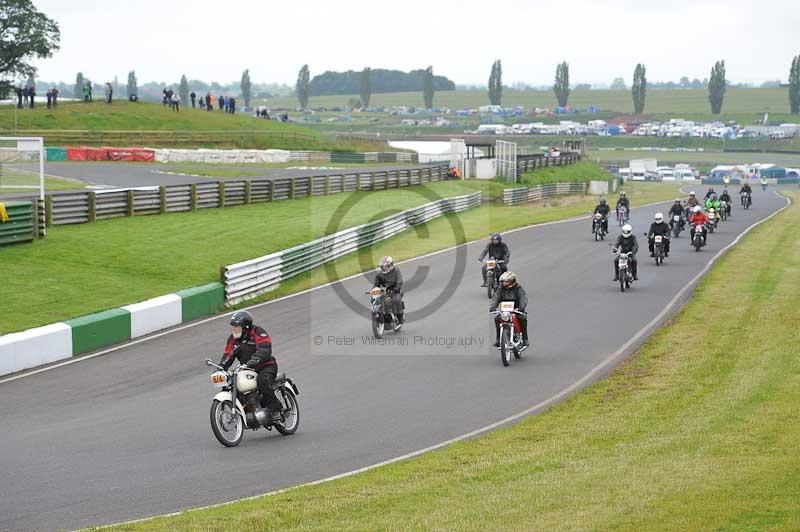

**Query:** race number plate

left=486, top=260, right=496, bottom=268
left=655, top=236, right=663, bottom=243
left=499, top=301, right=515, bottom=312
left=210, top=371, right=228, bottom=388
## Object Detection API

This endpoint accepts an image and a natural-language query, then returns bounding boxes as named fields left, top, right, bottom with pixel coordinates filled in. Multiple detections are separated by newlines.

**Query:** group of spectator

left=190, top=91, right=237, bottom=114
left=14, top=84, right=38, bottom=108
left=161, top=88, right=181, bottom=111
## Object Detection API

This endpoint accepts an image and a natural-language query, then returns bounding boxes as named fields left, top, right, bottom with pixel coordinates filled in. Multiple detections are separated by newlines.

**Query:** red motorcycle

left=490, top=301, right=527, bottom=367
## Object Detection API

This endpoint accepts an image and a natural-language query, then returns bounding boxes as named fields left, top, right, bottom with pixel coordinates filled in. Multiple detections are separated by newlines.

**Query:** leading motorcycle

left=367, top=287, right=403, bottom=338
left=205, top=359, right=300, bottom=447
left=610, top=245, right=635, bottom=292
left=490, top=302, right=527, bottom=367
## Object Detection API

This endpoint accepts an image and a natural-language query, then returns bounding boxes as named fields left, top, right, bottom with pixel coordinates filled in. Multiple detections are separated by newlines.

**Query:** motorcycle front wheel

left=210, top=399, right=244, bottom=447
left=499, top=328, right=511, bottom=367
left=372, top=315, right=385, bottom=339
left=274, top=386, right=300, bottom=436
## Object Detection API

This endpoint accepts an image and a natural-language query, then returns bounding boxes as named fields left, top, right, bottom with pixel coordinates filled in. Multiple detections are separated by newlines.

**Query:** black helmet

left=491, top=233, right=502, bottom=243
left=230, top=311, right=253, bottom=328
left=600, top=198, right=607, bottom=205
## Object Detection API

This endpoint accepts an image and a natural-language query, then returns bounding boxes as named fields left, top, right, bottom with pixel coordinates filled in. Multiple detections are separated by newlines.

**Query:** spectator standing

left=83, top=82, right=90, bottom=102
left=52, top=87, right=59, bottom=107
left=218, top=95, right=224, bottom=111
left=87, top=80, right=93, bottom=101
left=15, top=85, right=23, bottom=108
left=190, top=91, right=196, bottom=108
left=46, top=88, right=53, bottom=108
left=208, top=93, right=214, bottom=111
left=199, top=96, right=205, bottom=109
left=27, top=84, right=35, bottom=108
left=162, top=88, right=168, bottom=107
left=171, top=92, right=180, bottom=112
left=230, top=97, right=236, bottom=114
left=105, top=82, right=113, bottom=104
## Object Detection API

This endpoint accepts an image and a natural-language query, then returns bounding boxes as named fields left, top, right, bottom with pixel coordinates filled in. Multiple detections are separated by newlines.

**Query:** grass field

left=158, top=161, right=419, bottom=179
left=520, top=160, right=613, bottom=186
left=0, top=102, right=392, bottom=152
left=0, top=171, right=678, bottom=335
left=261, top=87, right=800, bottom=124
left=0, top=175, right=86, bottom=196
left=108, top=191, right=800, bottom=532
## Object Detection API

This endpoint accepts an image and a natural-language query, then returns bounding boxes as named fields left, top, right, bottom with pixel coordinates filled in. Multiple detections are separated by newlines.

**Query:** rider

left=592, top=197, right=611, bottom=233
left=689, top=205, right=709, bottom=244
left=219, top=311, right=282, bottom=422
left=705, top=192, right=721, bottom=212
left=740, top=181, right=753, bottom=205
left=613, top=224, right=639, bottom=282
left=489, top=271, right=529, bottom=348
left=719, top=188, right=732, bottom=215
left=668, top=198, right=685, bottom=230
left=704, top=187, right=716, bottom=201
left=478, top=233, right=510, bottom=287
left=615, top=191, right=630, bottom=221
left=374, top=256, right=404, bottom=324
left=686, top=191, right=700, bottom=215
left=760, top=175, right=768, bottom=190
left=647, top=213, right=671, bottom=257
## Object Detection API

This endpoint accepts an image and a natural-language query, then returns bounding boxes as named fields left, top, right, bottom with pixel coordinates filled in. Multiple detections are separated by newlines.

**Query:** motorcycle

left=741, top=192, right=751, bottom=210
left=692, top=223, right=706, bottom=252
left=483, top=258, right=505, bottom=299
left=205, top=359, right=300, bottom=447
left=670, top=214, right=684, bottom=238
left=616, top=206, right=629, bottom=227
left=367, top=287, right=403, bottom=338
left=719, top=200, right=728, bottom=221
left=592, top=213, right=608, bottom=241
left=490, top=301, right=527, bottom=367
left=706, top=209, right=718, bottom=233
left=610, top=245, right=635, bottom=292
left=646, top=233, right=667, bottom=266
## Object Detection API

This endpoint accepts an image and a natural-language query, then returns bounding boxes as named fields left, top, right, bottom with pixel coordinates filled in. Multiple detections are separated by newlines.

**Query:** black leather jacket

left=614, top=234, right=639, bottom=255
left=220, top=326, right=275, bottom=370
left=490, top=284, right=528, bottom=312
left=478, top=242, right=510, bottom=262
left=648, top=222, right=670, bottom=238
left=374, top=268, right=404, bottom=293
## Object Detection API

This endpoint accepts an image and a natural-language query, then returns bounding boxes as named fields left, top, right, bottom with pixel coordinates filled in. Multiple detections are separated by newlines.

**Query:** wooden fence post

left=370, top=172, right=377, bottom=191
left=159, top=186, right=167, bottom=214
left=268, top=180, right=275, bottom=201
left=126, top=189, right=135, bottom=216
left=190, top=184, right=198, bottom=211
left=88, top=191, right=96, bottom=222
left=290, top=177, right=296, bottom=199
left=325, top=175, right=331, bottom=195
left=45, top=195, right=53, bottom=227
left=244, top=180, right=252, bottom=204
left=218, top=182, right=226, bottom=208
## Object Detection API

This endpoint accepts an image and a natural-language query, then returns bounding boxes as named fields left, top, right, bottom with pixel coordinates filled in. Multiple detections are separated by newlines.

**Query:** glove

left=244, top=359, right=258, bottom=369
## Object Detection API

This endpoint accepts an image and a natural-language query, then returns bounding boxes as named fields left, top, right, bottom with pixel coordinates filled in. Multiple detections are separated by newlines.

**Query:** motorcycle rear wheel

left=274, top=387, right=300, bottom=436
left=210, top=399, right=244, bottom=448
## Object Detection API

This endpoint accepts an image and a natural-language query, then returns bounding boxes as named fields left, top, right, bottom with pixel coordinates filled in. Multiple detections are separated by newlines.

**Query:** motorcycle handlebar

left=489, top=309, right=527, bottom=316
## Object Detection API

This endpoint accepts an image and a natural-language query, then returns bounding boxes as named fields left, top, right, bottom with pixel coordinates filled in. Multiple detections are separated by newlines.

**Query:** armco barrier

left=516, top=152, right=580, bottom=178
left=0, top=323, right=72, bottom=376
left=0, top=200, right=35, bottom=246
left=223, top=191, right=482, bottom=305
left=1, top=283, right=225, bottom=376
left=46, top=164, right=450, bottom=226
left=502, top=182, right=589, bottom=205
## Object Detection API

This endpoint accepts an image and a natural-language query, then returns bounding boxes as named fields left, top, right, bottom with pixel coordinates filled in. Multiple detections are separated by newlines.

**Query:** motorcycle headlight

left=501, top=311, right=511, bottom=321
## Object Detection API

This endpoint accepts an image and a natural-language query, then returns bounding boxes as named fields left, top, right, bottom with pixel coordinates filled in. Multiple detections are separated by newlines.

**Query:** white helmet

left=708, top=208, right=715, bottom=213
left=689, top=191, right=696, bottom=196
left=621, top=224, right=633, bottom=237
left=379, top=256, right=394, bottom=272
left=693, top=205, right=702, bottom=213
left=654, top=212, right=663, bottom=222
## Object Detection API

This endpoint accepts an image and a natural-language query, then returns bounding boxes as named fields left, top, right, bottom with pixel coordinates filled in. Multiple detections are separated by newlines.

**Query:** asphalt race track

left=43, top=162, right=432, bottom=188
left=0, top=187, right=788, bottom=531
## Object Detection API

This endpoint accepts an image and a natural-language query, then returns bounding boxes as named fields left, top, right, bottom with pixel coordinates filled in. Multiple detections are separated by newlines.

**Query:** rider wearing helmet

left=478, top=233, right=510, bottom=287
left=615, top=191, right=630, bottom=222
left=489, top=271, right=529, bottom=348
left=613, top=224, right=639, bottom=282
left=686, top=191, right=700, bottom=209
left=740, top=181, right=753, bottom=206
left=647, top=213, right=671, bottom=257
left=704, top=187, right=716, bottom=201
left=705, top=193, right=721, bottom=212
left=668, top=199, right=685, bottom=231
left=689, top=205, right=709, bottom=244
left=374, top=256, right=404, bottom=324
left=719, top=188, right=732, bottom=216
left=219, top=310, right=282, bottom=422
left=593, top=197, right=611, bottom=233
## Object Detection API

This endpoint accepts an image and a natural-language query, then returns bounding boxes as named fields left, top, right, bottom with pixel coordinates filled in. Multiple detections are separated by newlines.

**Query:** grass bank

left=107, top=191, right=800, bottom=532
left=0, top=178, right=679, bottom=334
left=0, top=175, right=85, bottom=196
left=520, top=159, right=612, bottom=186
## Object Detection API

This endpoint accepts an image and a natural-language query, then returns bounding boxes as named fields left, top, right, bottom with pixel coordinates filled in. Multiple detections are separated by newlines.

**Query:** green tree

left=708, top=60, right=726, bottom=114
left=632, top=63, right=647, bottom=114
left=127, top=70, right=137, bottom=98
left=789, top=55, right=800, bottom=114
left=0, top=0, right=60, bottom=79
left=296, top=64, right=310, bottom=109
left=240, top=69, right=252, bottom=108
left=359, top=67, right=371, bottom=108
left=488, top=59, right=502, bottom=105
left=610, top=77, right=626, bottom=90
left=423, top=65, right=435, bottom=109
left=553, top=61, right=570, bottom=107
left=74, top=72, right=84, bottom=99
left=179, top=75, right=189, bottom=106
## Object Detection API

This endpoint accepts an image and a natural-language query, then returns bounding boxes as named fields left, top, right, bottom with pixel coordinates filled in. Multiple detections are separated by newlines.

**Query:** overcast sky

left=30, top=0, right=800, bottom=86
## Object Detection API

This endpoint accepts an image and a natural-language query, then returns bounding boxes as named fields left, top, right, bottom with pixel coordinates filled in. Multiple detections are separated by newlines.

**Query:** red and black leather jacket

left=220, top=326, right=275, bottom=370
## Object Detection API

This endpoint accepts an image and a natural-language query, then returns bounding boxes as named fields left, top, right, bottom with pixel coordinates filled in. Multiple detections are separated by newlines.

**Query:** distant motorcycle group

left=594, top=183, right=756, bottom=293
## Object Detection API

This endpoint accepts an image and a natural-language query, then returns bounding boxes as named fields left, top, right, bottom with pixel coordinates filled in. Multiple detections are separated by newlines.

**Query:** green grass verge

left=520, top=160, right=613, bottom=186
left=103, top=191, right=800, bottom=532
left=0, top=175, right=86, bottom=196
left=157, top=161, right=419, bottom=179
left=0, top=179, right=679, bottom=335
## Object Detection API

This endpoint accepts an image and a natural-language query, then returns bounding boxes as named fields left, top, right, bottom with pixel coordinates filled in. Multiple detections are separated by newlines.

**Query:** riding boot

left=632, top=262, right=639, bottom=281
left=613, top=262, right=619, bottom=282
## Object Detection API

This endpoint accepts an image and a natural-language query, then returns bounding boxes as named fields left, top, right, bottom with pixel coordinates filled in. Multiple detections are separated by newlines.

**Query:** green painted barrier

left=66, top=308, right=131, bottom=355
left=378, top=152, right=397, bottom=163
left=0, top=201, right=34, bottom=246
left=331, top=151, right=364, bottom=163
left=45, top=147, right=68, bottom=161
left=176, top=282, right=225, bottom=322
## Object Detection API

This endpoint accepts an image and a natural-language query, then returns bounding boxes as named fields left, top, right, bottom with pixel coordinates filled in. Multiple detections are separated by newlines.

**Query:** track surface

left=0, top=188, right=786, bottom=531
left=43, top=162, right=428, bottom=188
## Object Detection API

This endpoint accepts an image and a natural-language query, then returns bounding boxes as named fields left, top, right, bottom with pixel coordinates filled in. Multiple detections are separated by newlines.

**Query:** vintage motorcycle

left=205, top=359, right=300, bottom=447
left=490, top=301, right=527, bottom=367
left=593, top=213, right=608, bottom=241
left=367, top=287, right=403, bottom=338
left=483, top=258, right=505, bottom=299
